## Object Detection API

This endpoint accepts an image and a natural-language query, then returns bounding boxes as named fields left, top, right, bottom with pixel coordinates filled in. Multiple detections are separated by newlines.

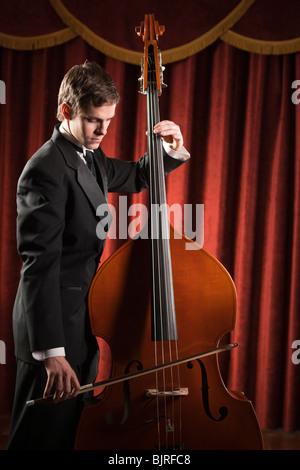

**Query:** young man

left=7, top=61, right=189, bottom=449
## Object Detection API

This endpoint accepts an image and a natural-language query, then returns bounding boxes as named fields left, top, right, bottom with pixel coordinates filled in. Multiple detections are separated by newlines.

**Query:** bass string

left=152, top=87, right=174, bottom=449
left=147, top=72, right=182, bottom=449
left=147, top=75, right=161, bottom=447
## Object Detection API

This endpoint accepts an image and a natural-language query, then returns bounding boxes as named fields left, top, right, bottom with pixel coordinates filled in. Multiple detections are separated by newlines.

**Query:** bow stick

left=26, top=343, right=238, bottom=407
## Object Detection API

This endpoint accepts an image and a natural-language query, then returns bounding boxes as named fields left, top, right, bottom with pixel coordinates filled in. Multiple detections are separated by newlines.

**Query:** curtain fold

left=0, top=35, right=299, bottom=432
left=1, top=0, right=300, bottom=58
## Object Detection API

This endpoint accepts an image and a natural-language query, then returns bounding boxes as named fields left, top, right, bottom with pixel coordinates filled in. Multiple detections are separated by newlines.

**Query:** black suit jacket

left=12, top=124, right=184, bottom=366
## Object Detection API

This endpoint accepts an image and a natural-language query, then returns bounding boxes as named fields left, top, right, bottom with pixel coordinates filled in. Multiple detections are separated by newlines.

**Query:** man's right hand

left=43, top=356, right=81, bottom=402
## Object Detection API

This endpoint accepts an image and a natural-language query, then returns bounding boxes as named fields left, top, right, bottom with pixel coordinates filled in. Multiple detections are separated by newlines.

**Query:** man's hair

left=56, top=61, right=120, bottom=121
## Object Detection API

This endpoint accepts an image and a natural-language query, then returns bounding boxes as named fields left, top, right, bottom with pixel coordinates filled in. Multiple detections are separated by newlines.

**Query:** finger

left=60, top=373, right=72, bottom=400
left=154, top=120, right=175, bottom=129
left=153, top=121, right=178, bottom=133
left=58, top=370, right=79, bottom=401
left=154, top=122, right=182, bottom=140
left=149, top=121, right=180, bottom=135
left=69, top=374, right=81, bottom=398
left=161, top=126, right=181, bottom=139
left=53, top=375, right=64, bottom=402
left=43, top=371, right=56, bottom=399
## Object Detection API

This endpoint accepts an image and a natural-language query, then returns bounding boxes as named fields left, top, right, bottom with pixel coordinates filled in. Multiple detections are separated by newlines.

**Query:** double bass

left=74, top=14, right=264, bottom=450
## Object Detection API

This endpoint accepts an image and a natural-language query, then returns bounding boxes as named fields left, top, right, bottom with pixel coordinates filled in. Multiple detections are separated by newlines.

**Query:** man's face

left=68, top=102, right=116, bottom=149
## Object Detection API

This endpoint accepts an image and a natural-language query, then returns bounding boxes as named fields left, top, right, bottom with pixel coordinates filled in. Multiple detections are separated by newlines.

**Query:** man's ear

left=62, top=102, right=72, bottom=120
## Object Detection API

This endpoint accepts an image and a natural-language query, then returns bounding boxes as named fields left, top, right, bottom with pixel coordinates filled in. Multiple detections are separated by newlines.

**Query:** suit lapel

left=93, top=148, right=107, bottom=195
left=51, top=125, right=107, bottom=213
left=76, top=159, right=107, bottom=212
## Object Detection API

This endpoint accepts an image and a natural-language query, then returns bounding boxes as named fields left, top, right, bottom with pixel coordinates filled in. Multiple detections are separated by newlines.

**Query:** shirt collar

left=59, top=123, right=93, bottom=155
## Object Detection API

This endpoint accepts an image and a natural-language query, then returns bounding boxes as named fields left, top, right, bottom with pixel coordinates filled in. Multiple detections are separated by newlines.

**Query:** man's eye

left=87, top=118, right=97, bottom=123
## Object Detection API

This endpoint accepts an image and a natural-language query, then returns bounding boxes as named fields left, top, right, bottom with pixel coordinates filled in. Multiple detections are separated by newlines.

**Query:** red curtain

left=0, top=35, right=299, bottom=432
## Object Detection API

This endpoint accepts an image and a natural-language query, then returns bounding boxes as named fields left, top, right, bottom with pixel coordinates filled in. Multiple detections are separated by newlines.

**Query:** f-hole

left=187, top=359, right=228, bottom=422
left=106, top=360, right=143, bottom=426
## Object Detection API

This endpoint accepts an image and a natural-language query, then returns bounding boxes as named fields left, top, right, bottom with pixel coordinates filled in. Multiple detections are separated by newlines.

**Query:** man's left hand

left=153, top=120, right=184, bottom=152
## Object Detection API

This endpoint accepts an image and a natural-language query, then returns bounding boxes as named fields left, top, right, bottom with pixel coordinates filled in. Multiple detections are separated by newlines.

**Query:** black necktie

left=84, top=150, right=97, bottom=179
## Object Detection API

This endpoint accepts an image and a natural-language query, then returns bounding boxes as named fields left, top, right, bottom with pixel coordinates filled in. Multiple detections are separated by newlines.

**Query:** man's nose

left=95, top=122, right=107, bottom=136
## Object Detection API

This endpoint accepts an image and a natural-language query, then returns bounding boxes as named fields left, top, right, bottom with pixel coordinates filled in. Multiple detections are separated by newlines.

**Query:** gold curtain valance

left=0, top=28, right=76, bottom=51
left=0, top=0, right=299, bottom=61
left=49, top=0, right=255, bottom=65
left=222, top=30, right=300, bottom=56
